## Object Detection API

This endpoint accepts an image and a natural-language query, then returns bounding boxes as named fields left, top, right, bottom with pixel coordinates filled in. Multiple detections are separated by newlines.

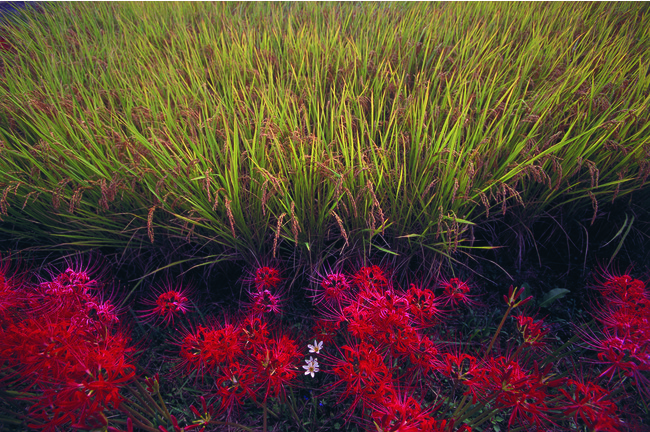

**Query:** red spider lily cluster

left=245, top=266, right=285, bottom=316
left=316, top=266, right=471, bottom=430
left=310, top=265, right=641, bottom=432
left=176, top=267, right=303, bottom=414
left=578, top=272, right=650, bottom=416
left=1, top=260, right=649, bottom=432
left=0, top=264, right=135, bottom=431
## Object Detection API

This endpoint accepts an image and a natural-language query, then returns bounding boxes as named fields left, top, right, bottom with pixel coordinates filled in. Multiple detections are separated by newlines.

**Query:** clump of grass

left=0, top=2, right=648, bottom=267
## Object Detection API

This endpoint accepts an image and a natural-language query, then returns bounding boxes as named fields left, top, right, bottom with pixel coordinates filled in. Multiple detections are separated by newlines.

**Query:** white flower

left=308, top=340, right=323, bottom=354
left=303, top=356, right=319, bottom=378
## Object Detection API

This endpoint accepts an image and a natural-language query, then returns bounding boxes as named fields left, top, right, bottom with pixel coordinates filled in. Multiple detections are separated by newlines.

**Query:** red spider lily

left=469, top=357, right=556, bottom=430
left=576, top=271, right=650, bottom=400
left=28, top=265, right=123, bottom=336
left=216, top=362, right=257, bottom=414
left=406, top=335, right=441, bottom=375
left=329, top=342, right=394, bottom=414
left=238, top=314, right=271, bottom=348
left=503, top=285, right=533, bottom=309
left=384, top=324, right=421, bottom=359
left=406, top=284, right=445, bottom=327
left=343, top=303, right=375, bottom=339
left=315, top=271, right=351, bottom=305
left=56, top=365, right=134, bottom=415
left=513, top=315, right=550, bottom=349
left=185, top=395, right=215, bottom=431
left=439, top=352, right=480, bottom=383
left=40, top=267, right=97, bottom=300
left=351, top=265, right=390, bottom=294
left=342, top=288, right=412, bottom=346
left=373, top=290, right=411, bottom=330
left=177, top=322, right=243, bottom=375
left=559, top=378, right=618, bottom=429
left=249, top=288, right=283, bottom=316
left=439, top=277, right=475, bottom=307
left=250, top=334, right=302, bottom=401
left=594, top=299, right=650, bottom=340
left=144, top=373, right=160, bottom=394
left=578, top=326, right=650, bottom=399
left=139, top=284, right=192, bottom=327
left=371, top=388, right=437, bottom=432
left=5, top=317, right=135, bottom=431
left=252, top=266, right=282, bottom=291
left=597, top=273, right=646, bottom=302
left=311, top=318, right=341, bottom=344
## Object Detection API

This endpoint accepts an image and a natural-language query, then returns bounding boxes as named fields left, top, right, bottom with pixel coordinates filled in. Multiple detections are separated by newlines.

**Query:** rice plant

left=0, top=2, right=647, bottom=269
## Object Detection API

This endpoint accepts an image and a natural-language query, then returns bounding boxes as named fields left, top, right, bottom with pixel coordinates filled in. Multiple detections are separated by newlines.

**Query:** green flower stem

left=451, top=393, right=469, bottom=419
left=466, top=405, right=499, bottom=429
left=485, top=304, right=514, bottom=357
left=0, top=401, right=44, bottom=426
left=287, top=390, right=308, bottom=432
left=133, top=379, right=171, bottom=422
left=122, top=397, right=156, bottom=419
left=155, top=386, right=173, bottom=424
left=0, top=417, right=23, bottom=425
left=125, top=384, right=157, bottom=417
left=1, top=389, right=38, bottom=398
left=468, top=408, right=500, bottom=428
left=311, top=392, right=318, bottom=432
left=511, top=343, right=525, bottom=360
left=207, top=421, right=256, bottom=432
left=252, top=398, right=279, bottom=418
left=120, top=404, right=158, bottom=431
left=263, top=400, right=268, bottom=432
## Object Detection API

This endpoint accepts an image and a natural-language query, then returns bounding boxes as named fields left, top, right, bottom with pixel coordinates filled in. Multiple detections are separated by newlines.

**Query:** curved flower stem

left=486, top=286, right=533, bottom=358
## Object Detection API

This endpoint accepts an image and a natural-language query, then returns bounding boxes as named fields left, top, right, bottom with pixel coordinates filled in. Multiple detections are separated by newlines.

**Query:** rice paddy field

left=1, top=2, right=649, bottom=431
